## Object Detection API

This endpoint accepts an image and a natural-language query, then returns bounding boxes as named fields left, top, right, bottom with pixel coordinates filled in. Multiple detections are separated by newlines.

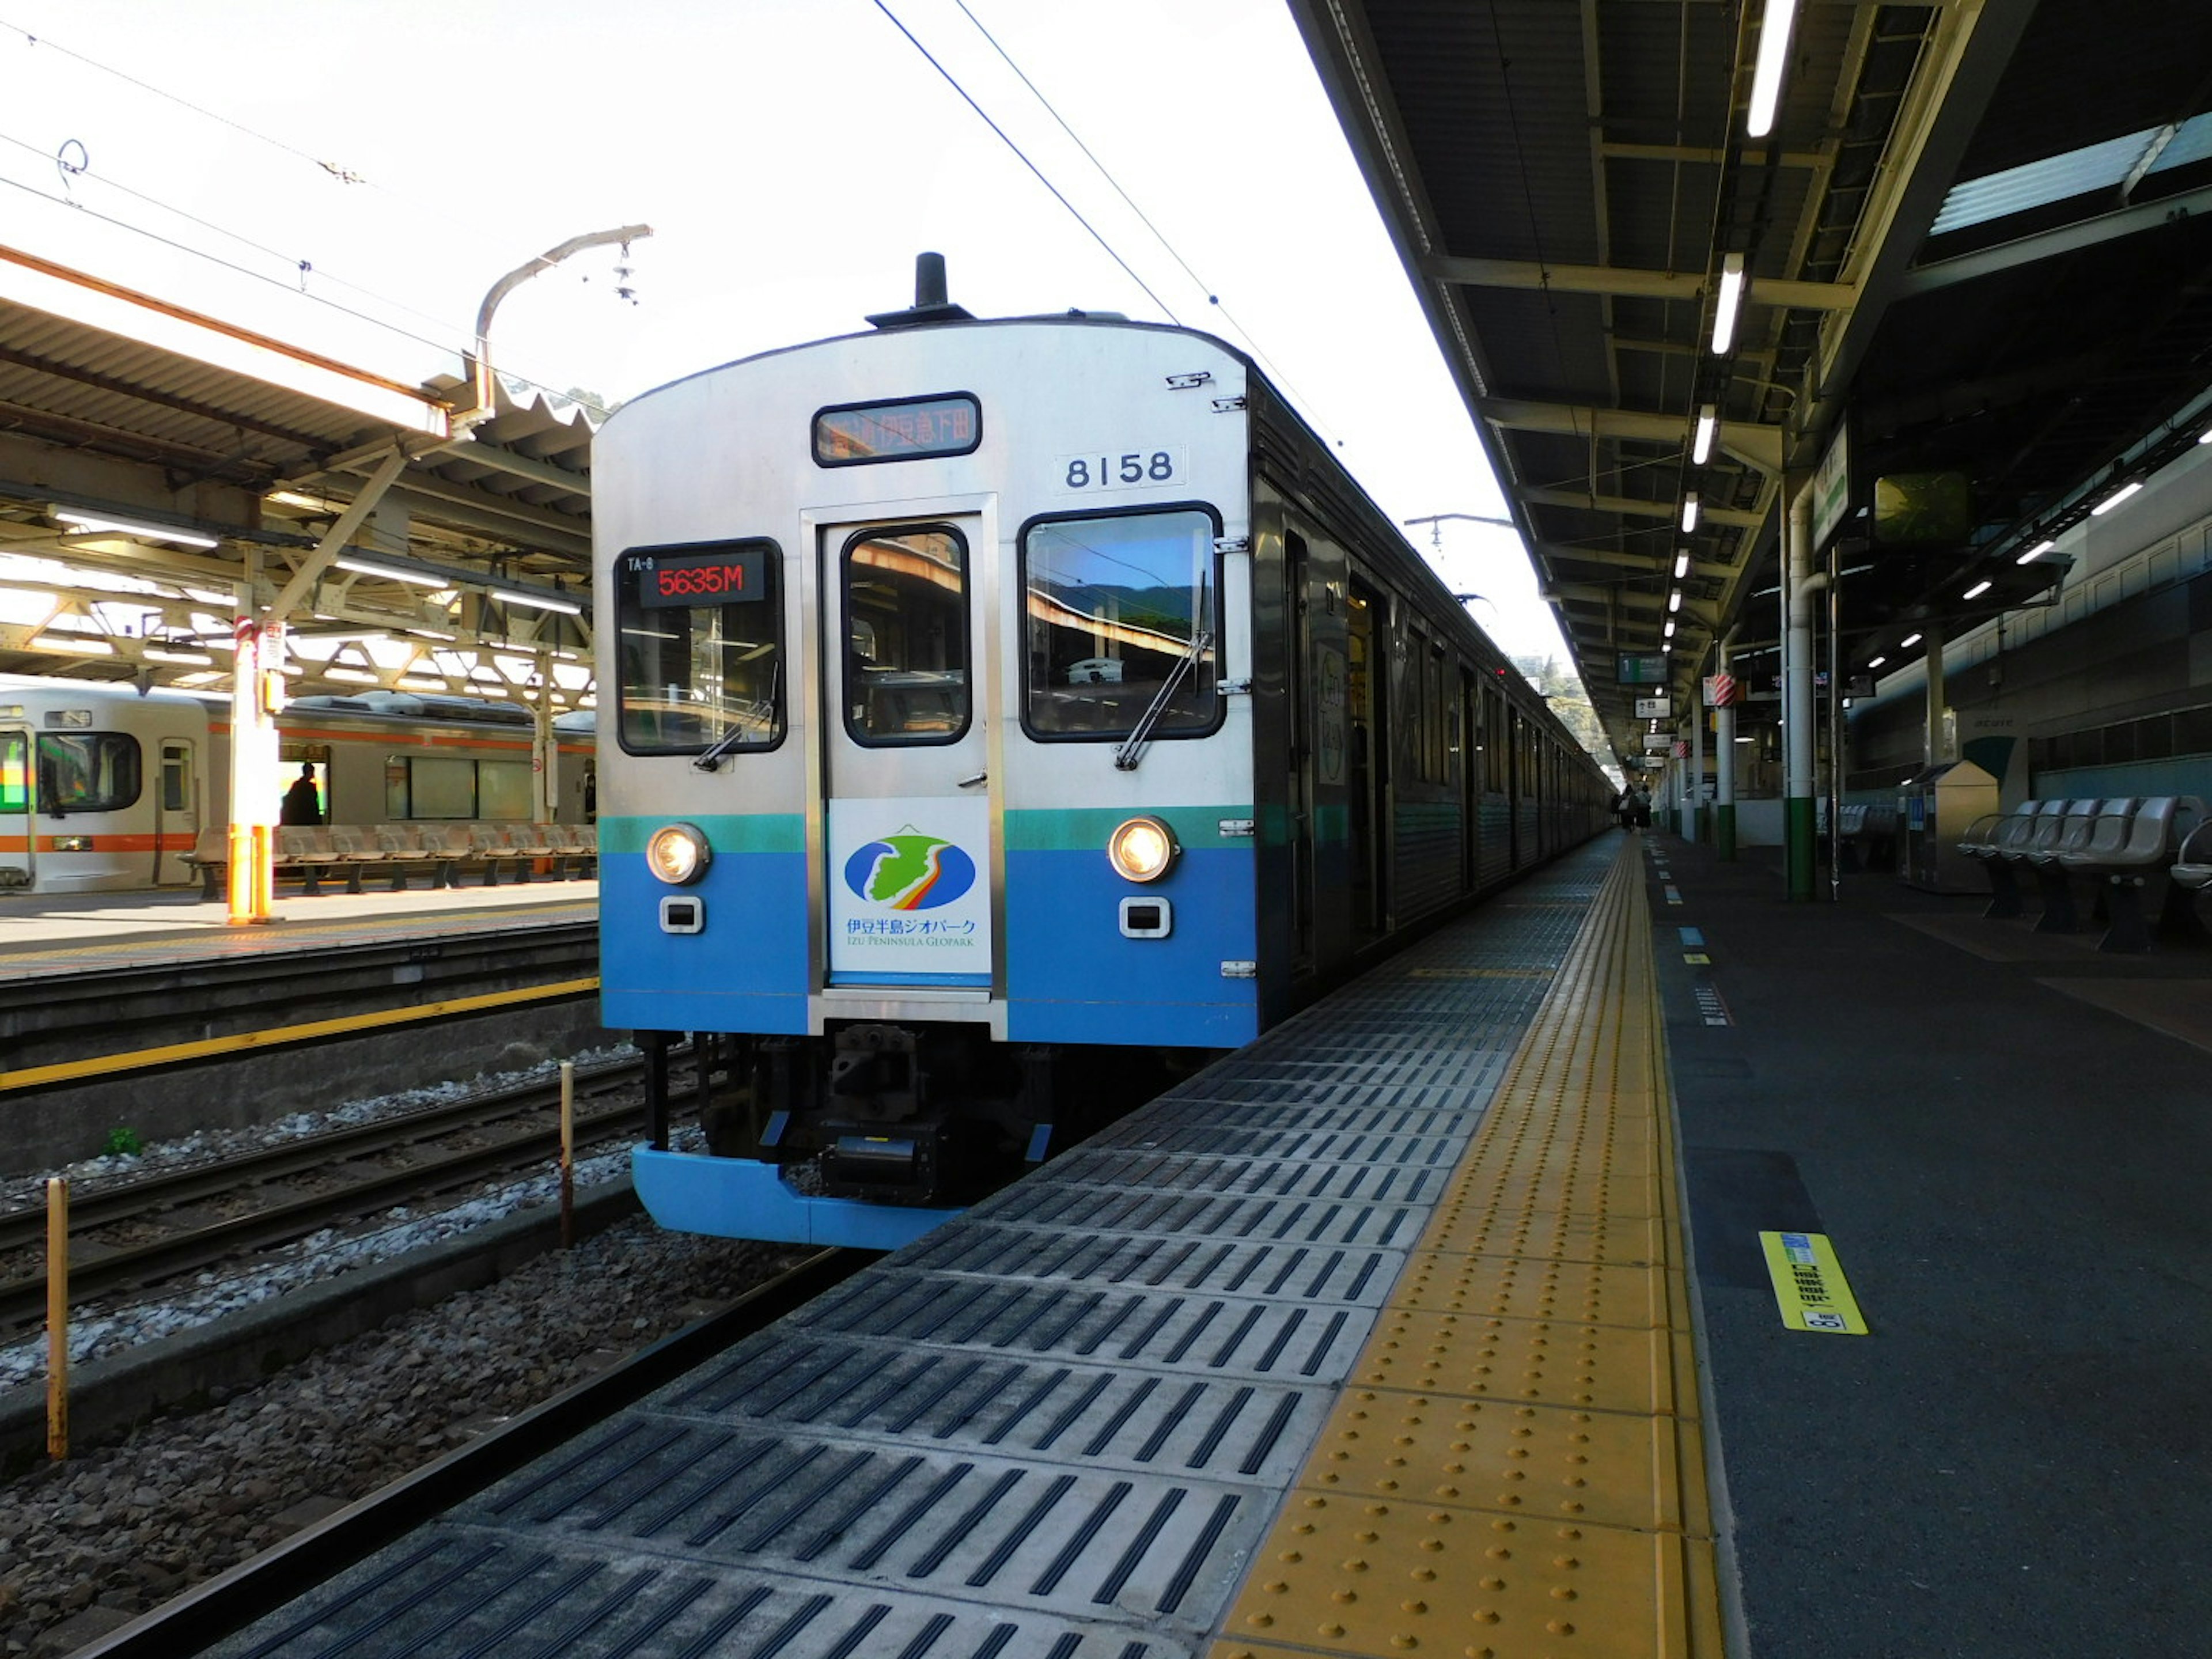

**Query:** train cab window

left=840, top=525, right=971, bottom=744
left=614, top=539, right=784, bottom=756
left=0, top=732, right=24, bottom=813
left=35, top=732, right=141, bottom=814
left=1020, top=507, right=1221, bottom=740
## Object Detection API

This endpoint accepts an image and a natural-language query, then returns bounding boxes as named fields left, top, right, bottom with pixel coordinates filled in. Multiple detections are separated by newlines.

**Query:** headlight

left=645, top=822, right=711, bottom=885
left=1107, top=815, right=1179, bottom=883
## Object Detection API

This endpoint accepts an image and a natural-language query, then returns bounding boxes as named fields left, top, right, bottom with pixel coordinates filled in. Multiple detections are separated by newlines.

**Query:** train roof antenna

left=867, top=252, right=975, bottom=329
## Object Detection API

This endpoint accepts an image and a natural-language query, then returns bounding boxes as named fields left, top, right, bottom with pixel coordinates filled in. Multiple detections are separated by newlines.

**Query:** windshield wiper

left=691, top=721, right=749, bottom=772
left=1114, top=630, right=1213, bottom=771
left=692, top=663, right=779, bottom=772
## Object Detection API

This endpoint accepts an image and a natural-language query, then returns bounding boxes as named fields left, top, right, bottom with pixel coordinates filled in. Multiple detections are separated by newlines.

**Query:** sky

left=0, top=0, right=1574, bottom=668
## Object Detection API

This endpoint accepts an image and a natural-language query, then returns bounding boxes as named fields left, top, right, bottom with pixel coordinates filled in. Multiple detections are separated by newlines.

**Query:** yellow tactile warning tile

left=1419, top=1203, right=1669, bottom=1267
left=1215, top=838, right=1725, bottom=1659
left=1392, top=1249, right=1675, bottom=1328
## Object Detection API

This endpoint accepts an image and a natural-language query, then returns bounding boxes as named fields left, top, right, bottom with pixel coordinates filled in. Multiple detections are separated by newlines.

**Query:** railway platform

left=0, top=878, right=595, bottom=983
left=0, top=881, right=603, bottom=1171
left=84, top=825, right=2212, bottom=1659
left=1650, top=827, right=2212, bottom=1657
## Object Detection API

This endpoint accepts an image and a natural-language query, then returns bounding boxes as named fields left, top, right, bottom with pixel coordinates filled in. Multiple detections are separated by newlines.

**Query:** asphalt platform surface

left=1644, top=827, right=2212, bottom=1658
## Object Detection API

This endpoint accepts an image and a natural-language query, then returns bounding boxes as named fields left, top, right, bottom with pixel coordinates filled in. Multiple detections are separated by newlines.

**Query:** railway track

left=54, top=1246, right=864, bottom=1659
left=0, top=1054, right=699, bottom=1334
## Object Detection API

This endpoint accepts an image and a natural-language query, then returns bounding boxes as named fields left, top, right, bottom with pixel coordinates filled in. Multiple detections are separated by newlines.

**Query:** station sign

left=1634, top=695, right=1672, bottom=719
left=1642, top=733, right=1674, bottom=753
left=1616, top=653, right=1668, bottom=685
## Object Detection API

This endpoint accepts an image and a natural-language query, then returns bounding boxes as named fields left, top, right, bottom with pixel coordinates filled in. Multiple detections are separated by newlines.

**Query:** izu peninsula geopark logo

left=841, top=826, right=978, bottom=911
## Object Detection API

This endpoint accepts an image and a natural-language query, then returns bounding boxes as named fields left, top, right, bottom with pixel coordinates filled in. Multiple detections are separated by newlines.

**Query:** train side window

left=1020, top=505, right=1222, bottom=740
left=35, top=732, right=141, bottom=813
left=0, top=732, right=25, bottom=812
left=841, top=524, right=971, bottom=745
left=614, top=539, right=785, bottom=756
left=403, top=755, right=478, bottom=819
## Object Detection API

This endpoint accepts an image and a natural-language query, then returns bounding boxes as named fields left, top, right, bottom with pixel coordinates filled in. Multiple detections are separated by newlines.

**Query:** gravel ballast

left=0, top=1216, right=798, bottom=1658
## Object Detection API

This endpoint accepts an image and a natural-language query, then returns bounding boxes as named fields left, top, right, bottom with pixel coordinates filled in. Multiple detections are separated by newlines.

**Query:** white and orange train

left=0, top=674, right=594, bottom=893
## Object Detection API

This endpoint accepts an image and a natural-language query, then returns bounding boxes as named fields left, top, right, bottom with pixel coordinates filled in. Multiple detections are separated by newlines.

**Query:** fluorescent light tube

left=491, top=586, right=584, bottom=616
left=55, top=511, right=218, bottom=550
left=1710, top=255, right=1745, bottom=355
left=1746, top=0, right=1801, bottom=138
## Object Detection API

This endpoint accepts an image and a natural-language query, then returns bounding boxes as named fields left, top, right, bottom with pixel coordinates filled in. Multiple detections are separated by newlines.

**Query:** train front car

left=598, top=304, right=1256, bottom=1247
left=0, top=676, right=211, bottom=893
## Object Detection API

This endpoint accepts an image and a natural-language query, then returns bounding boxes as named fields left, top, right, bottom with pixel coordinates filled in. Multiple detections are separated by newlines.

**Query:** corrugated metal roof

left=1291, top=0, right=2212, bottom=759
left=0, top=251, right=594, bottom=688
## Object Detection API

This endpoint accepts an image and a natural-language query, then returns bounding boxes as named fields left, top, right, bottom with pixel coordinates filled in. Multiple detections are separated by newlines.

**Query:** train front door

left=820, top=518, right=994, bottom=989
left=156, top=738, right=199, bottom=887
left=0, top=724, right=28, bottom=889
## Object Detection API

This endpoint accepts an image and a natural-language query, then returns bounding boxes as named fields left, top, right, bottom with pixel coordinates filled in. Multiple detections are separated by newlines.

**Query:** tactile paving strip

left=1215, top=838, right=1725, bottom=1659
left=200, top=840, right=1628, bottom=1659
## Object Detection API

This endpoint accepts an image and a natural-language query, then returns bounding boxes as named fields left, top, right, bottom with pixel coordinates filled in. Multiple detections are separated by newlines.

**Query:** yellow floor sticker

left=1759, top=1230, right=1869, bottom=1334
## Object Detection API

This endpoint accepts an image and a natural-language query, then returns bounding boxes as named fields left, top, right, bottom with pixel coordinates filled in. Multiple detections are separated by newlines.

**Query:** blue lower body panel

left=632, top=1145, right=961, bottom=1249
left=1003, top=846, right=1259, bottom=1046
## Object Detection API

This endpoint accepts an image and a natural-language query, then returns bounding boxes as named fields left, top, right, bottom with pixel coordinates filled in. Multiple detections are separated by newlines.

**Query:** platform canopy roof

left=0, top=244, right=595, bottom=702
left=1290, top=0, right=2212, bottom=761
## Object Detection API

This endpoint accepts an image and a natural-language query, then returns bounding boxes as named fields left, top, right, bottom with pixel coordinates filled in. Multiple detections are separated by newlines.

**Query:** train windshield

left=1021, top=507, right=1220, bottom=738
left=35, top=732, right=142, bottom=814
left=614, top=539, right=785, bottom=755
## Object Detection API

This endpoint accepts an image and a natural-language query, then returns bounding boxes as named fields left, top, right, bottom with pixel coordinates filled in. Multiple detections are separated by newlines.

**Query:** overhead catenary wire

left=942, top=0, right=1334, bottom=434
left=893, top=0, right=1344, bottom=451
left=871, top=0, right=1181, bottom=325
left=0, top=16, right=622, bottom=407
left=0, top=160, right=604, bottom=416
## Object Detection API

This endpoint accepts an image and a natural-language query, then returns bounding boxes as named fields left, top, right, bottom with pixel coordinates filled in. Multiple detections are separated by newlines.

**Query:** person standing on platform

left=280, top=762, right=322, bottom=826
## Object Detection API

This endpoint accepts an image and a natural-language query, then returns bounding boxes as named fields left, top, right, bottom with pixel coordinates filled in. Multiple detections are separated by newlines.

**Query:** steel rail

left=0, top=1060, right=642, bottom=1255
left=0, top=1055, right=706, bottom=1330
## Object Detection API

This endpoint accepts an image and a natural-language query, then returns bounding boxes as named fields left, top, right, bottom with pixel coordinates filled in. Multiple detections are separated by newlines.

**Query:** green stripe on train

left=599, top=814, right=805, bottom=855
left=1003, top=805, right=1256, bottom=851
left=603, top=808, right=1264, bottom=855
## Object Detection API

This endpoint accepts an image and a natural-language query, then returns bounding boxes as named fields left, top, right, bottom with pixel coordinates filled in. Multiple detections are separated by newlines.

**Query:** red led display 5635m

left=632, top=545, right=767, bottom=609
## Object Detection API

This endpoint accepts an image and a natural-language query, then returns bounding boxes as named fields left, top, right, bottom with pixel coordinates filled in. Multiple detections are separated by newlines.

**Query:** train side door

left=0, top=725, right=29, bottom=889
left=820, top=518, right=994, bottom=989
left=157, top=739, right=199, bottom=886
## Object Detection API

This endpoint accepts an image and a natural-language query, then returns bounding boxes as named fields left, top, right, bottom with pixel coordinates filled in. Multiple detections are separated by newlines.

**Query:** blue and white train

left=596, top=259, right=1613, bottom=1247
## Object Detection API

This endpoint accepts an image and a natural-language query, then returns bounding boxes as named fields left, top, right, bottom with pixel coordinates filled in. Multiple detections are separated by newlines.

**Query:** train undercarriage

left=638, top=1022, right=1217, bottom=1208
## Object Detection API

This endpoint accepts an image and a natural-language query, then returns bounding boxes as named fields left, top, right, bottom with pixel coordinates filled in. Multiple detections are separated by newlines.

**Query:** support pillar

left=1924, top=628, right=1949, bottom=764
left=1785, top=487, right=1819, bottom=901
left=1691, top=691, right=1707, bottom=843
left=532, top=658, right=558, bottom=825
left=1714, top=634, right=1737, bottom=859
left=226, top=613, right=281, bottom=926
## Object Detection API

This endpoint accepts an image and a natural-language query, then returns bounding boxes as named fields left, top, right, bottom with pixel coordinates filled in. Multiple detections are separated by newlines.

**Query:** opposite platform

left=0, top=880, right=594, bottom=984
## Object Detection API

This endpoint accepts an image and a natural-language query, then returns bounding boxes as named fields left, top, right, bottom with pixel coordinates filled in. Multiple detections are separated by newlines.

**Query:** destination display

left=629, top=545, right=767, bottom=608
left=814, top=393, right=981, bottom=464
